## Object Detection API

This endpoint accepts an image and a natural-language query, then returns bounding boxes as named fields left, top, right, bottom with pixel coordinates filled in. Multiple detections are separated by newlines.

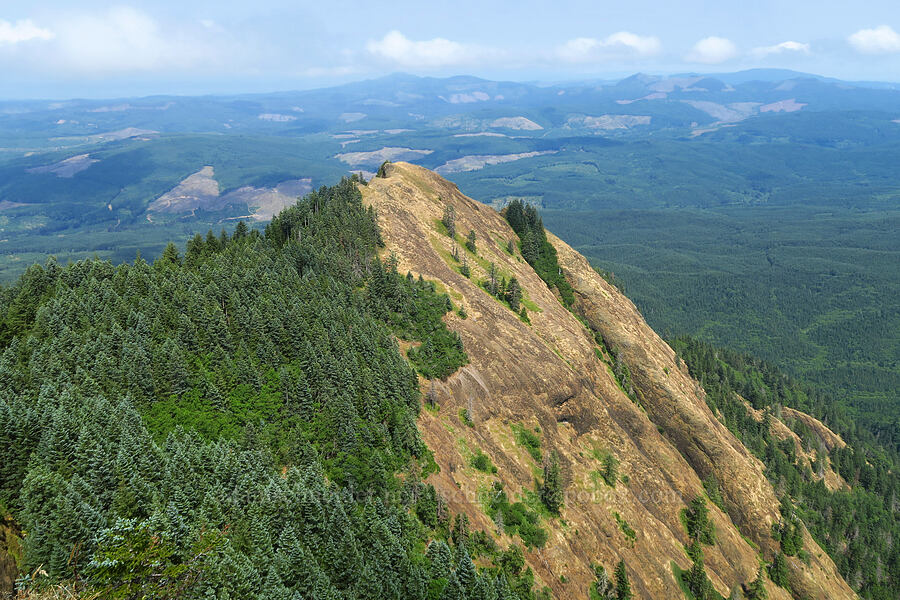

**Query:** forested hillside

left=2, top=162, right=896, bottom=599
left=672, top=337, right=900, bottom=599
left=0, top=177, right=545, bottom=598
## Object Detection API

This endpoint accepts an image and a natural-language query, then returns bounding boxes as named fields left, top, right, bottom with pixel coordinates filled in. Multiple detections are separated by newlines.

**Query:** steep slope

left=743, top=402, right=847, bottom=492
left=362, top=162, right=855, bottom=599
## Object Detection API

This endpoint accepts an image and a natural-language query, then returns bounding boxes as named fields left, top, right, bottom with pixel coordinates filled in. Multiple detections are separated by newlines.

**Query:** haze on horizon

left=2, top=0, right=900, bottom=99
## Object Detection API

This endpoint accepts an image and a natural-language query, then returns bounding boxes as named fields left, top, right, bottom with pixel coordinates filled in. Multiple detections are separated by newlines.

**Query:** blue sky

left=2, top=0, right=900, bottom=98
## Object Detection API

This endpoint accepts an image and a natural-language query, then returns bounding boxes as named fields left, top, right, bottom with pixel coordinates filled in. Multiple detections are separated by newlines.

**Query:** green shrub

left=512, top=424, right=542, bottom=462
left=469, top=449, right=497, bottom=474
left=485, top=482, right=547, bottom=548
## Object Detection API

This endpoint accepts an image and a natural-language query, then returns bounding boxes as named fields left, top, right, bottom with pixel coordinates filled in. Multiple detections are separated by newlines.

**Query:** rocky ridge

left=361, top=162, right=856, bottom=600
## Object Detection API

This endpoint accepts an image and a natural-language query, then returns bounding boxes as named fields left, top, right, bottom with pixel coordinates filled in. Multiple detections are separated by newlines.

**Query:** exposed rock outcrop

left=361, top=162, right=856, bottom=599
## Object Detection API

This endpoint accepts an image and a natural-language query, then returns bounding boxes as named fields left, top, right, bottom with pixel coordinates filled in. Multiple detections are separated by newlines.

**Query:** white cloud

left=366, top=30, right=489, bottom=67
left=557, top=32, right=661, bottom=62
left=848, top=25, right=900, bottom=54
left=48, top=7, right=207, bottom=72
left=0, top=8, right=248, bottom=79
left=686, top=36, right=738, bottom=64
left=0, top=19, right=54, bottom=45
left=751, top=40, right=811, bottom=58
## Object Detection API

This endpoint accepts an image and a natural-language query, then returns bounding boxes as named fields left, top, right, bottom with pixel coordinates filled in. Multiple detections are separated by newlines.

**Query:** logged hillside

left=363, top=162, right=856, bottom=599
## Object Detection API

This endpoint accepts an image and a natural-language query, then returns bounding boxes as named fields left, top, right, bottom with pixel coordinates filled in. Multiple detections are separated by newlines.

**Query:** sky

left=2, top=0, right=900, bottom=99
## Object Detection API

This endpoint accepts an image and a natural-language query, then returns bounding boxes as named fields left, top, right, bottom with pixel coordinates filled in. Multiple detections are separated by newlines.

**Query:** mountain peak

left=361, top=163, right=854, bottom=599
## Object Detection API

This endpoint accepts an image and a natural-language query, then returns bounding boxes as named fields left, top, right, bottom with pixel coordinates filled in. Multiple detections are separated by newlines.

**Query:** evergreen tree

left=767, top=552, right=789, bottom=589
left=601, top=453, right=619, bottom=487
left=427, top=540, right=453, bottom=581
left=614, top=560, right=633, bottom=600
left=466, top=230, right=477, bottom=254
left=686, top=555, right=713, bottom=600
left=442, top=205, right=457, bottom=239
left=591, top=563, right=613, bottom=599
left=539, top=451, right=563, bottom=514
left=685, top=496, right=715, bottom=545
left=456, top=544, right=477, bottom=590
left=487, top=263, right=499, bottom=297
left=451, top=513, right=470, bottom=549
left=440, top=571, right=465, bottom=600
left=159, top=242, right=181, bottom=267
left=505, top=278, right=522, bottom=313
left=745, top=566, right=768, bottom=600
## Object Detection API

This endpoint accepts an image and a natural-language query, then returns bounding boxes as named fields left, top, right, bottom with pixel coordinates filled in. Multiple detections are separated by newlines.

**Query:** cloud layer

left=4, top=5, right=900, bottom=98
left=366, top=31, right=489, bottom=68
left=686, top=36, right=738, bottom=64
left=0, top=7, right=247, bottom=77
left=54, top=7, right=212, bottom=72
left=751, top=40, right=811, bottom=58
left=557, top=32, right=661, bottom=63
left=848, top=25, right=900, bottom=54
left=0, top=19, right=54, bottom=45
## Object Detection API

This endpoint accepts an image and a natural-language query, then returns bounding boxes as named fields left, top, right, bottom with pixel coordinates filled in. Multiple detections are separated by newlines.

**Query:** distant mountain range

left=1, top=68, right=899, bottom=280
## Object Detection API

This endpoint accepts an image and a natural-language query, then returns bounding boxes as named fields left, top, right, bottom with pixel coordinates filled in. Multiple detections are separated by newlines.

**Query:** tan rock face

left=782, top=407, right=846, bottom=452
left=743, top=401, right=848, bottom=492
left=361, top=163, right=855, bottom=600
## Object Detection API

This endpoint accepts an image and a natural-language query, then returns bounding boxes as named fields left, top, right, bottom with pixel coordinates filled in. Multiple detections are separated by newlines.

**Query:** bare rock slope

left=361, top=162, right=855, bottom=600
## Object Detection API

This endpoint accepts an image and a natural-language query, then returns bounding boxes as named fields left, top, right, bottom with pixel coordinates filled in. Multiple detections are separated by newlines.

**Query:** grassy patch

left=613, top=511, right=636, bottom=544
left=521, top=293, right=541, bottom=313
left=512, top=423, right=542, bottom=462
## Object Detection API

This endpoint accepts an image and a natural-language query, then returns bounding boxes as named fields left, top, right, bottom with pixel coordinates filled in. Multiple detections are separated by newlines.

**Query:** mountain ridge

left=360, top=162, right=855, bottom=599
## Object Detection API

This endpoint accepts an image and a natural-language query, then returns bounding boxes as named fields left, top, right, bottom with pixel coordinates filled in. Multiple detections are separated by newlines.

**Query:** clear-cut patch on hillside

left=148, top=166, right=312, bottom=220
left=760, top=99, right=807, bottom=113
left=435, top=151, right=556, bottom=174
left=567, top=114, right=652, bottom=130
left=26, top=153, right=98, bottom=178
left=335, top=146, right=433, bottom=167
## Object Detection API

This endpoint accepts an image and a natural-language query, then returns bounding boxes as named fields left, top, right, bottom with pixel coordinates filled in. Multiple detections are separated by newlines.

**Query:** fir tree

left=466, top=230, right=477, bottom=254
left=614, top=560, right=632, bottom=600
left=456, top=544, right=477, bottom=590
left=685, top=496, right=716, bottom=545
left=487, top=263, right=499, bottom=297
left=686, top=555, right=713, bottom=600
left=506, top=278, right=522, bottom=312
left=440, top=571, right=465, bottom=600
left=768, top=552, right=789, bottom=589
left=540, top=451, right=563, bottom=514
left=745, top=566, right=768, bottom=600
left=601, top=453, right=619, bottom=487
left=442, top=205, right=457, bottom=239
